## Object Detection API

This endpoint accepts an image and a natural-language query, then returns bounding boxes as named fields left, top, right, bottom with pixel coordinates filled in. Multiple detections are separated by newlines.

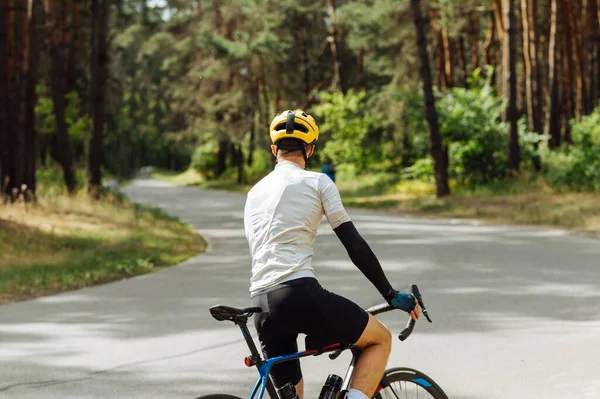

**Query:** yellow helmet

left=269, top=110, right=319, bottom=144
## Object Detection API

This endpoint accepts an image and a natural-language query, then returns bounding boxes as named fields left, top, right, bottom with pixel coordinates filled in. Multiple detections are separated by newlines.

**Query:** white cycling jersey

left=244, top=160, right=350, bottom=294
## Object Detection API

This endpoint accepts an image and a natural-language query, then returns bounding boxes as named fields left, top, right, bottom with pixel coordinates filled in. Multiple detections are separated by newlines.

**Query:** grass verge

left=340, top=178, right=600, bottom=236
left=153, top=169, right=252, bottom=193
left=0, top=190, right=206, bottom=304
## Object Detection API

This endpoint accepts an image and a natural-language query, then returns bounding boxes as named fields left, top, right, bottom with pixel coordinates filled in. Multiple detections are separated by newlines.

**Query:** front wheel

left=374, top=367, right=449, bottom=399
left=194, top=395, right=243, bottom=399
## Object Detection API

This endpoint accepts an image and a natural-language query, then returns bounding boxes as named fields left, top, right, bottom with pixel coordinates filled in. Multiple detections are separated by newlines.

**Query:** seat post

left=237, top=320, right=262, bottom=360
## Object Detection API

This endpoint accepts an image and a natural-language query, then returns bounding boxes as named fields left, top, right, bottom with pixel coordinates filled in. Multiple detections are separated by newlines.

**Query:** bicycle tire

left=374, top=367, right=449, bottom=399
left=194, top=394, right=243, bottom=399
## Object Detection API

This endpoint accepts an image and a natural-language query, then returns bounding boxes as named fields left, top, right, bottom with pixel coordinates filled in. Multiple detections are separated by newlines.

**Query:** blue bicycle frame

left=237, top=324, right=359, bottom=399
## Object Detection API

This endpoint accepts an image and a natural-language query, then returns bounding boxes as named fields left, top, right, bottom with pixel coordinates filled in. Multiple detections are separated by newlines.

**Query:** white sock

left=347, top=388, right=370, bottom=399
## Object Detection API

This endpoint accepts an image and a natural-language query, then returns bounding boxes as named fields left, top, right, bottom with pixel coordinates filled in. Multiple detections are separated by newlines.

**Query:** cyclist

left=244, top=110, right=420, bottom=399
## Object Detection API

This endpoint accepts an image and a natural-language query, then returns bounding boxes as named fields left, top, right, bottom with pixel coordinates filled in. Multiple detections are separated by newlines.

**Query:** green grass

left=0, top=182, right=206, bottom=304
left=341, top=175, right=600, bottom=236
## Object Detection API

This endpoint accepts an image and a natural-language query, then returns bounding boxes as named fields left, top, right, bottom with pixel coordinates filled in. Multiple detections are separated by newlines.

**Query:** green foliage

left=542, top=105, right=600, bottom=191
left=34, top=85, right=90, bottom=160
left=402, top=157, right=434, bottom=182
left=314, top=90, right=386, bottom=171
left=401, top=73, right=544, bottom=185
left=437, top=76, right=509, bottom=184
left=35, top=85, right=56, bottom=137
left=245, top=149, right=272, bottom=183
left=191, top=141, right=218, bottom=179
left=65, top=92, right=91, bottom=147
left=103, top=106, right=191, bottom=178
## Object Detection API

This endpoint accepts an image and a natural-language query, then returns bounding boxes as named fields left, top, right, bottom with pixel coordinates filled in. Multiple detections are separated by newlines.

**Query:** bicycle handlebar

left=365, top=284, right=432, bottom=341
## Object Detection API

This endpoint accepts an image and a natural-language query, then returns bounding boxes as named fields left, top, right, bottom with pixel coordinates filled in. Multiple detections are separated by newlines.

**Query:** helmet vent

left=274, top=122, right=308, bottom=133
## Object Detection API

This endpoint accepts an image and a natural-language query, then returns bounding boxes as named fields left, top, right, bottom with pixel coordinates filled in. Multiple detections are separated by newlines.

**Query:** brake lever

left=411, top=284, right=432, bottom=323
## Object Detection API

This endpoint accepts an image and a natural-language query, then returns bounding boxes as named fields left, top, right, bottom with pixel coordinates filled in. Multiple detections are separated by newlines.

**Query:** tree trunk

left=493, top=0, right=505, bottom=44
left=0, top=1, right=10, bottom=197
left=274, top=62, right=282, bottom=112
left=442, top=28, right=453, bottom=88
left=13, top=0, right=26, bottom=200
left=597, top=0, right=600, bottom=106
left=545, top=0, right=561, bottom=148
left=358, top=46, right=366, bottom=88
left=153, top=87, right=162, bottom=129
left=140, top=0, right=147, bottom=26
left=237, top=144, right=244, bottom=184
left=521, top=0, right=540, bottom=133
left=434, top=30, right=447, bottom=91
left=247, top=114, right=255, bottom=167
left=65, top=0, right=80, bottom=94
left=216, top=139, right=228, bottom=178
left=410, top=0, right=450, bottom=197
left=297, top=15, right=310, bottom=99
left=483, top=12, right=497, bottom=86
left=128, top=76, right=137, bottom=120
left=584, top=0, right=600, bottom=110
left=471, top=11, right=480, bottom=72
left=88, top=0, right=109, bottom=195
left=22, top=0, right=40, bottom=199
left=457, top=37, right=468, bottom=86
left=327, top=0, right=341, bottom=91
left=561, top=4, right=575, bottom=138
left=45, top=0, right=76, bottom=192
left=502, top=0, right=520, bottom=172
left=565, top=0, right=585, bottom=120
left=256, top=52, right=270, bottom=118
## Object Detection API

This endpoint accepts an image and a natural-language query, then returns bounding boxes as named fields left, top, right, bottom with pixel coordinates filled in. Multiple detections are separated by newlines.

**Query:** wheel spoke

left=376, top=370, right=443, bottom=399
left=378, top=379, right=433, bottom=399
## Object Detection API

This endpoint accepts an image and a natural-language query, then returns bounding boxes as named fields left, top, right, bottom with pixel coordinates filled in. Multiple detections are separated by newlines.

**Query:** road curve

left=1, top=179, right=599, bottom=399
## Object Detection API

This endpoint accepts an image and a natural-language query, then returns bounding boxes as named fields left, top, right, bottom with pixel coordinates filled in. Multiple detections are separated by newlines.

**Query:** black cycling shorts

left=251, top=277, right=370, bottom=388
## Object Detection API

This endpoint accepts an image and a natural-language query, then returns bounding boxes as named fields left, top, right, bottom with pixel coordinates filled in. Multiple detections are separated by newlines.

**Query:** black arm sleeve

left=333, top=221, right=393, bottom=298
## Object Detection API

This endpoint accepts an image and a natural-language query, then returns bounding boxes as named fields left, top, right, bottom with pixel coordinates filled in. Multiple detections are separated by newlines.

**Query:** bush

left=314, top=90, right=387, bottom=171
left=542, top=105, right=600, bottom=191
left=191, top=142, right=218, bottom=179
left=402, top=71, right=543, bottom=185
left=245, top=149, right=272, bottom=183
left=402, top=157, right=434, bottom=182
left=437, top=77, right=509, bottom=184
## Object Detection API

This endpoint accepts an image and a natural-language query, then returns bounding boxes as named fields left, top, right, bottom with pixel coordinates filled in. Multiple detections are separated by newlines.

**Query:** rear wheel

left=194, top=395, right=243, bottom=399
left=374, top=367, right=448, bottom=399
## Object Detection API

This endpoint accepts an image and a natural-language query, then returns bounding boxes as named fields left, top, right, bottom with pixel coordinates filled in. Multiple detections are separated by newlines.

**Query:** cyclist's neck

left=276, top=155, right=306, bottom=169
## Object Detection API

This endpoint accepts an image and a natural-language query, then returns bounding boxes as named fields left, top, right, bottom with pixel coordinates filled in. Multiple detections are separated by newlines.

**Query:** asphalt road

left=1, top=179, right=600, bottom=399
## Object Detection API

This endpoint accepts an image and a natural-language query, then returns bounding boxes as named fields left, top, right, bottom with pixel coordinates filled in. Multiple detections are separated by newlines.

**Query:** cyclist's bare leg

left=295, top=378, right=304, bottom=399
left=350, top=314, right=392, bottom=397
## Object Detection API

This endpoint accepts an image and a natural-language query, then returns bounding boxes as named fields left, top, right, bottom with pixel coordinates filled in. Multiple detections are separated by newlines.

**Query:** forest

left=1, top=0, right=600, bottom=200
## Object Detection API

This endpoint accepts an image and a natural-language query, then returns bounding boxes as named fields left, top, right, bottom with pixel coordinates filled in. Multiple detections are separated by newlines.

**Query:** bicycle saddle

left=210, top=305, right=262, bottom=323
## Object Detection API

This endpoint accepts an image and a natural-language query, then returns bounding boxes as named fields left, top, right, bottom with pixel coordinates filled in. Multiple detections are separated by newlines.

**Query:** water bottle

left=278, top=383, right=299, bottom=399
left=318, top=374, right=343, bottom=399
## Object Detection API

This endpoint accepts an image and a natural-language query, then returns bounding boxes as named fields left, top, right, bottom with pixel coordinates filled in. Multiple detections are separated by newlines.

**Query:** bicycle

left=196, top=284, right=448, bottom=399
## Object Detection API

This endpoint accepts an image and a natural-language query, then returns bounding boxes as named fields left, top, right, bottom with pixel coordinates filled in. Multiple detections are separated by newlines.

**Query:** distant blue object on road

left=322, top=159, right=336, bottom=183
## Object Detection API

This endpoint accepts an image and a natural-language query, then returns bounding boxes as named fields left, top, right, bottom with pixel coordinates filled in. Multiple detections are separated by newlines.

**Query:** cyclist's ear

left=306, top=144, right=315, bottom=158
left=271, top=145, right=277, bottom=157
